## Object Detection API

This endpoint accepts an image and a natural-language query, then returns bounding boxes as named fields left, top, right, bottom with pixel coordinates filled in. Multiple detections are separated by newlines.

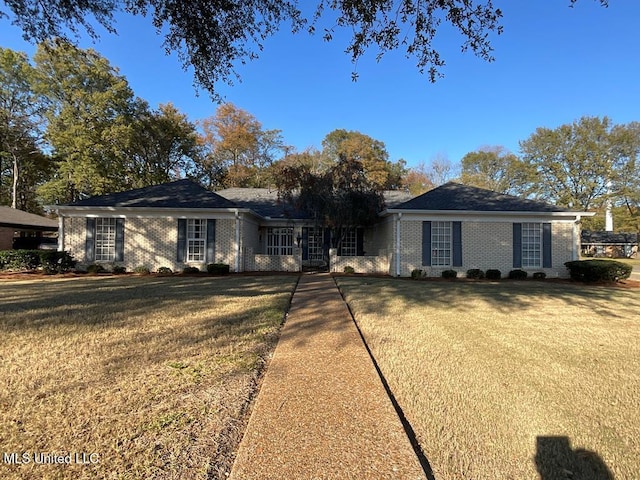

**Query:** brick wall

left=0, top=227, right=14, bottom=250
left=63, top=215, right=238, bottom=272
left=399, top=218, right=576, bottom=278
left=330, top=249, right=391, bottom=274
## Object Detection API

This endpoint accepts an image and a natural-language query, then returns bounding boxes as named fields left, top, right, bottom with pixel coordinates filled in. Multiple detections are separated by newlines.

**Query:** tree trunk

left=12, top=152, right=18, bottom=209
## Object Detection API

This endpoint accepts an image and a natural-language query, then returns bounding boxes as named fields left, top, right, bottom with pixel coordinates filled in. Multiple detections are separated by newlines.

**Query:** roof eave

left=383, top=208, right=594, bottom=217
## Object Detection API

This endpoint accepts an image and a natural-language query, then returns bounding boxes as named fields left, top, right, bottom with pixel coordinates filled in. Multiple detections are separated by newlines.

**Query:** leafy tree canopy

left=5, top=0, right=604, bottom=99
left=460, top=146, right=531, bottom=195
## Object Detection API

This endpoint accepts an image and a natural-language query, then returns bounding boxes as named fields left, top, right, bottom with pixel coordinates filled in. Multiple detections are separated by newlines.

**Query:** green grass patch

left=337, top=277, right=640, bottom=480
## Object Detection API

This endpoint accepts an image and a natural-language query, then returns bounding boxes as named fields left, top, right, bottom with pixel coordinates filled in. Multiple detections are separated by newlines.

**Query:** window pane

left=267, top=227, right=293, bottom=256
left=522, top=223, right=542, bottom=267
left=340, top=228, right=357, bottom=257
left=95, top=218, right=116, bottom=261
left=187, top=219, right=206, bottom=262
left=431, top=221, right=452, bottom=266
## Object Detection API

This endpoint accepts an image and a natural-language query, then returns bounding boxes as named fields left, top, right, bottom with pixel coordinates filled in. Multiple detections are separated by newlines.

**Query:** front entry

left=302, top=227, right=330, bottom=272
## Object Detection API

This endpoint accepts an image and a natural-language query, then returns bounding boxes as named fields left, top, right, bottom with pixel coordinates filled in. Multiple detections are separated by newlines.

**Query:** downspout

left=235, top=210, right=241, bottom=272
left=395, top=212, right=402, bottom=277
left=573, top=215, right=581, bottom=261
left=58, top=215, right=64, bottom=252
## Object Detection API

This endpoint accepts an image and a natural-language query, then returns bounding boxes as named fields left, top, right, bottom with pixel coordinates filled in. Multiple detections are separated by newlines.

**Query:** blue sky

left=1, top=1, right=639, bottom=170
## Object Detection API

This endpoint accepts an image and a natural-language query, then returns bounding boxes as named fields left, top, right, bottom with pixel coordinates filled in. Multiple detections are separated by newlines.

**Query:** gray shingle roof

left=63, top=180, right=237, bottom=209
left=0, top=206, right=58, bottom=230
left=581, top=230, right=638, bottom=244
left=393, top=182, right=571, bottom=213
left=216, top=188, right=310, bottom=219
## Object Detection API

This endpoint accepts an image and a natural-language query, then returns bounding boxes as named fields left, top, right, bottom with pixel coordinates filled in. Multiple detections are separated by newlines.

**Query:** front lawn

left=0, top=275, right=298, bottom=480
left=337, top=277, right=640, bottom=480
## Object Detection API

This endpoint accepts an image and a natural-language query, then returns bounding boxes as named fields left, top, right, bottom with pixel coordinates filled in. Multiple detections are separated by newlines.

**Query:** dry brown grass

left=0, top=275, right=298, bottom=479
left=337, top=277, right=640, bottom=480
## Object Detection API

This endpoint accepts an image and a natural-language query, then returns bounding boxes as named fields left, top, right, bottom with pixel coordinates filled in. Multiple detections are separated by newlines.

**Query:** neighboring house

left=581, top=231, right=638, bottom=258
left=0, top=206, right=59, bottom=250
left=54, top=180, right=592, bottom=277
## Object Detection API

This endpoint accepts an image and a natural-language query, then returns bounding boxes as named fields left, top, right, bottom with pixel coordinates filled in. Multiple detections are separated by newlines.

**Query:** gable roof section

left=0, top=206, right=58, bottom=230
left=392, top=182, right=571, bottom=213
left=62, top=180, right=237, bottom=209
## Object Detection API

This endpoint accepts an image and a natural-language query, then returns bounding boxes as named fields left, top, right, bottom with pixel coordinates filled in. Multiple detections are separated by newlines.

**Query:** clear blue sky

left=1, top=1, right=639, bottom=170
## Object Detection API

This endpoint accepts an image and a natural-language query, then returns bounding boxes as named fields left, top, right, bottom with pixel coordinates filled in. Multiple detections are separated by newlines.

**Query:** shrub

left=182, top=266, right=201, bottom=274
left=157, top=266, right=173, bottom=275
left=343, top=266, right=355, bottom=274
left=87, top=264, right=106, bottom=274
left=466, top=269, right=485, bottom=280
left=508, top=269, right=528, bottom=280
left=485, top=269, right=502, bottom=280
left=134, top=265, right=150, bottom=275
left=112, top=265, right=126, bottom=275
left=0, top=250, right=75, bottom=273
left=207, top=263, right=230, bottom=275
left=532, top=271, right=547, bottom=280
left=564, top=259, right=632, bottom=283
left=442, top=269, right=457, bottom=279
left=411, top=268, right=423, bottom=279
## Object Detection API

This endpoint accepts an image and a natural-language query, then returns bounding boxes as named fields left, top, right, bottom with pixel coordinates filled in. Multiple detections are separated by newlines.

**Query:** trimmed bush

left=485, top=269, right=502, bottom=280
left=343, top=266, right=355, bottom=274
left=157, top=266, right=173, bottom=275
left=466, top=268, right=485, bottom=280
left=112, top=265, right=127, bottom=275
left=182, top=266, right=201, bottom=274
left=87, top=264, right=106, bottom=274
left=564, top=259, right=632, bottom=283
left=207, top=263, right=230, bottom=275
left=134, top=265, right=151, bottom=275
left=532, top=271, right=547, bottom=280
left=411, top=268, right=423, bottom=279
left=0, top=250, right=77, bottom=273
left=508, top=269, right=528, bottom=280
left=442, top=269, right=457, bottom=279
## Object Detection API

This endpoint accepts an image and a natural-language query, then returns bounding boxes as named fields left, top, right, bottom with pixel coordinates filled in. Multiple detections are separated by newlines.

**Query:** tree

left=197, top=103, right=284, bottom=188
left=402, top=161, right=435, bottom=195
left=2, top=0, right=556, bottom=98
left=33, top=39, right=138, bottom=204
left=124, top=101, right=202, bottom=188
left=276, top=153, right=385, bottom=249
left=519, top=116, right=621, bottom=211
left=0, top=47, right=49, bottom=210
left=321, top=129, right=405, bottom=189
left=460, top=146, right=531, bottom=195
left=610, top=121, right=640, bottom=232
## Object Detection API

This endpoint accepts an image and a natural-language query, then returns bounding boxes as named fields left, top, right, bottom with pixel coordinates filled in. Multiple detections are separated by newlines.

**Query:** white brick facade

left=395, top=216, right=576, bottom=278
left=63, top=215, right=237, bottom=273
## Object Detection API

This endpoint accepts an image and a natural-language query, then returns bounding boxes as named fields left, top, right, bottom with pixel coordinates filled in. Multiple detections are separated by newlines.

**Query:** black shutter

left=422, top=221, right=431, bottom=266
left=177, top=219, right=187, bottom=262
left=206, top=219, right=216, bottom=263
left=302, top=227, right=309, bottom=261
left=513, top=223, right=522, bottom=268
left=356, top=227, right=364, bottom=256
left=115, top=218, right=125, bottom=262
left=85, top=218, right=96, bottom=263
left=542, top=223, right=552, bottom=268
left=452, top=221, right=462, bottom=267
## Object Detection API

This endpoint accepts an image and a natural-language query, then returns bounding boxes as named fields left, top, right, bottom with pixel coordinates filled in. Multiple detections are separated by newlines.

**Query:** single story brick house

left=54, top=180, right=592, bottom=277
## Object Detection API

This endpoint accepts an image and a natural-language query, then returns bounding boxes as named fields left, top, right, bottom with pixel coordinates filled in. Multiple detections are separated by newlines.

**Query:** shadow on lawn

left=335, top=276, right=640, bottom=321
left=535, top=436, right=613, bottom=480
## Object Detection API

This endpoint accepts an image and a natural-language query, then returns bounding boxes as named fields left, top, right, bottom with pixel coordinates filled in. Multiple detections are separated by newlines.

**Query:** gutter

left=235, top=209, right=241, bottom=272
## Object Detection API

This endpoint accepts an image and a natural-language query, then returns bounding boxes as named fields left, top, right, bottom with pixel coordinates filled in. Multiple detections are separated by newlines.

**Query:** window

left=340, top=228, right=357, bottom=257
left=307, top=227, right=324, bottom=261
left=267, top=227, right=293, bottom=256
left=95, top=218, right=116, bottom=261
left=431, top=221, right=452, bottom=266
left=522, top=223, right=542, bottom=267
left=187, top=219, right=206, bottom=262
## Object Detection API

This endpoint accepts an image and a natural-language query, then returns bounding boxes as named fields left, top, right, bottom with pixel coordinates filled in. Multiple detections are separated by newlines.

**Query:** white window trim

left=187, top=219, right=206, bottom=262
left=95, top=218, right=116, bottom=262
left=431, top=221, right=452, bottom=267
left=522, top=222, right=542, bottom=268
left=266, top=227, right=293, bottom=256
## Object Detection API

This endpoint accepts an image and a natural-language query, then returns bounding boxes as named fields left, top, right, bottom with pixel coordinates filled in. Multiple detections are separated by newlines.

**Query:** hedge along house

left=382, top=182, right=594, bottom=278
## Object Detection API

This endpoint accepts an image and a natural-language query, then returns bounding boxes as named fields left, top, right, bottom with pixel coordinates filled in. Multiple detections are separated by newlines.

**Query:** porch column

left=395, top=212, right=402, bottom=277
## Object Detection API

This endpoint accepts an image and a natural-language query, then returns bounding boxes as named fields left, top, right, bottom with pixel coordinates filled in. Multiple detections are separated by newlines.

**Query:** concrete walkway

left=228, top=274, right=427, bottom=480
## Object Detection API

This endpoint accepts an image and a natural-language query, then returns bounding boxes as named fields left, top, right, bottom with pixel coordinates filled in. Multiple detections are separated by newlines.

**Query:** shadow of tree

left=535, top=436, right=614, bottom=480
